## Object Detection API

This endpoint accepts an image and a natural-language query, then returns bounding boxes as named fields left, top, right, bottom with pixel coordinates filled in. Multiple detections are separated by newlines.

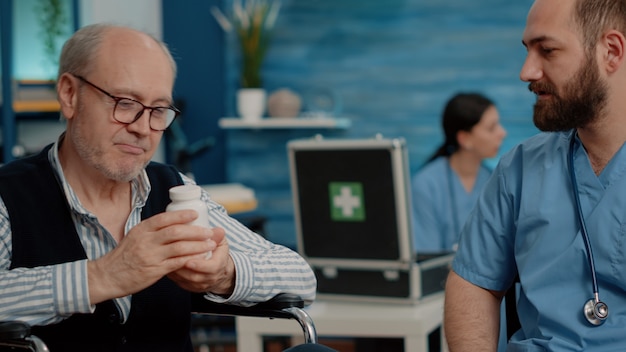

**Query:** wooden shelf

left=218, top=117, right=351, bottom=129
left=13, top=100, right=60, bottom=113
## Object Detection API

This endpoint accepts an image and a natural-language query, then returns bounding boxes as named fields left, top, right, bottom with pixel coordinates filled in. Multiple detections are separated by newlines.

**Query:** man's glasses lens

left=74, top=74, right=179, bottom=131
left=114, top=99, right=178, bottom=131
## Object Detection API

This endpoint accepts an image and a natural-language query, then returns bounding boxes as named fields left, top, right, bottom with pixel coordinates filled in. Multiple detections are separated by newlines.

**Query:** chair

left=0, top=321, right=49, bottom=352
left=0, top=293, right=336, bottom=352
left=164, top=101, right=215, bottom=177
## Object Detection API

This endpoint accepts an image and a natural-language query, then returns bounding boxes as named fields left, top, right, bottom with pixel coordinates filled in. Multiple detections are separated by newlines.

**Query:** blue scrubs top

left=453, top=131, right=626, bottom=351
left=411, top=156, right=492, bottom=252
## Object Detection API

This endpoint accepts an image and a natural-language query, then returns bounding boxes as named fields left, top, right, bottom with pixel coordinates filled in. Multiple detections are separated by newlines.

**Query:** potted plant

left=212, top=0, right=281, bottom=121
left=35, top=0, right=68, bottom=79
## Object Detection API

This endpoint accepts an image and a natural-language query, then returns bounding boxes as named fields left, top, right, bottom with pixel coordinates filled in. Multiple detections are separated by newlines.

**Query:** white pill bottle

left=166, top=184, right=212, bottom=259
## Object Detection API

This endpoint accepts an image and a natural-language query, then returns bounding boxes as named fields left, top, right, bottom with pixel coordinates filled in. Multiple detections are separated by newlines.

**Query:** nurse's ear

left=457, top=130, right=473, bottom=151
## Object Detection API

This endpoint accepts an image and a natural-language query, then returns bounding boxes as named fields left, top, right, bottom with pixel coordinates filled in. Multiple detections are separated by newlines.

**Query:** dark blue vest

left=0, top=145, right=194, bottom=352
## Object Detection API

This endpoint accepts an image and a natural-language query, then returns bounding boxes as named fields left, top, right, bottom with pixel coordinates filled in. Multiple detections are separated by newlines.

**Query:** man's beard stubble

left=72, top=100, right=148, bottom=182
left=531, top=54, right=608, bottom=132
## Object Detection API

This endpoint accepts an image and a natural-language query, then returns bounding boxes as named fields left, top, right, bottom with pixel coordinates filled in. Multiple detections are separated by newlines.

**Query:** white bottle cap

left=169, top=185, right=202, bottom=202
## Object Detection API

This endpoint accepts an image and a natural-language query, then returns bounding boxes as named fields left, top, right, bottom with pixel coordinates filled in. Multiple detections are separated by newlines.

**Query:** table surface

left=200, top=183, right=257, bottom=214
left=236, top=294, right=447, bottom=351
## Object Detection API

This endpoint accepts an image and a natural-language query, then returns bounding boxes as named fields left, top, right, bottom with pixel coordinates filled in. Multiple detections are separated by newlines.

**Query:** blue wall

left=162, top=0, right=227, bottom=184
left=220, top=0, right=539, bottom=248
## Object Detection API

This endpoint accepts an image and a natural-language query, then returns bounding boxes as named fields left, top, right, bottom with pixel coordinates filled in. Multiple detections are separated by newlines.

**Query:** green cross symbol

left=329, top=182, right=365, bottom=222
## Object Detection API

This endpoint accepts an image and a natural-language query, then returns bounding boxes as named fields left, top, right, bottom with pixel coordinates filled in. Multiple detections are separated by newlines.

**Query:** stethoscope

left=568, top=133, right=609, bottom=326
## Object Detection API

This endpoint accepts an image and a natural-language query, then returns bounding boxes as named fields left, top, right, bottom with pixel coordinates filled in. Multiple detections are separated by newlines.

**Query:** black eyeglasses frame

left=73, top=74, right=180, bottom=131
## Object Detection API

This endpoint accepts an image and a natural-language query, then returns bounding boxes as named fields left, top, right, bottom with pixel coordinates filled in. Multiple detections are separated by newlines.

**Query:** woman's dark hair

left=427, top=92, right=495, bottom=163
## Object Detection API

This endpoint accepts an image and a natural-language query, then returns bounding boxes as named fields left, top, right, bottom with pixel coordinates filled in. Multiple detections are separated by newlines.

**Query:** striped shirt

left=0, top=141, right=316, bottom=326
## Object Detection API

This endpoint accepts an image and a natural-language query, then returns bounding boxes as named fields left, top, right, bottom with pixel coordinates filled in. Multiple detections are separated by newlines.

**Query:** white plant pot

left=237, top=88, right=266, bottom=121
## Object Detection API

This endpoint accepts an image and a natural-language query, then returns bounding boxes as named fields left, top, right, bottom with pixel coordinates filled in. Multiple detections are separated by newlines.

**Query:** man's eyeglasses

left=73, top=74, right=180, bottom=131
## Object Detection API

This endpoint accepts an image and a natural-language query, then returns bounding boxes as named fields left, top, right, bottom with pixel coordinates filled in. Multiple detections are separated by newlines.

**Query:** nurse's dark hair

left=426, top=92, right=494, bottom=163
left=574, top=0, right=626, bottom=55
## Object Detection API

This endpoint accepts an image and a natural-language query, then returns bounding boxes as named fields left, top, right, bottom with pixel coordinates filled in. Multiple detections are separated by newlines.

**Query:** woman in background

left=412, top=92, right=507, bottom=253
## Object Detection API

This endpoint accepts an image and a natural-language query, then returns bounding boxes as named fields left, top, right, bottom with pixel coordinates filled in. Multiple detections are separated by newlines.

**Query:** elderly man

left=0, top=24, right=319, bottom=351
